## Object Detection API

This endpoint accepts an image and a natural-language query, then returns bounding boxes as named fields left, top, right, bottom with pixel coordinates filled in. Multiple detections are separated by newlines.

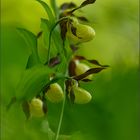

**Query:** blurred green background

left=1, top=0, right=139, bottom=140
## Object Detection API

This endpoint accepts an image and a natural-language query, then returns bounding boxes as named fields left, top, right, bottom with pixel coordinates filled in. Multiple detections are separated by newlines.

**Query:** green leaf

left=26, top=55, right=38, bottom=69
left=16, top=65, right=65, bottom=101
left=6, top=97, right=17, bottom=110
left=22, top=100, right=30, bottom=120
left=16, top=65, right=52, bottom=100
left=40, top=18, right=62, bottom=56
left=50, top=0, right=59, bottom=19
left=36, top=0, right=55, bottom=23
left=58, top=135, right=71, bottom=140
left=52, top=29, right=63, bottom=54
left=41, top=18, right=51, bottom=29
left=40, top=18, right=51, bottom=47
left=17, top=28, right=40, bottom=68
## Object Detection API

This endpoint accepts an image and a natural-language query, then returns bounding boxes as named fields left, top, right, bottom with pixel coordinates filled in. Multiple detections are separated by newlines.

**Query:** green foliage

left=40, top=18, right=62, bottom=54
left=16, top=65, right=51, bottom=100
left=17, top=28, right=40, bottom=67
left=1, top=0, right=139, bottom=140
left=50, top=0, right=59, bottom=19
left=15, top=65, right=66, bottom=101
left=36, top=0, right=55, bottom=23
left=1, top=0, right=113, bottom=139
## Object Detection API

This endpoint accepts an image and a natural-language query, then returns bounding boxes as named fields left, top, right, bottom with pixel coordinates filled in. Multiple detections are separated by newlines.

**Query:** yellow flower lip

left=30, top=98, right=44, bottom=117
left=66, top=17, right=95, bottom=43
left=45, top=83, right=64, bottom=103
left=68, top=86, right=92, bottom=104
left=75, top=62, right=93, bottom=80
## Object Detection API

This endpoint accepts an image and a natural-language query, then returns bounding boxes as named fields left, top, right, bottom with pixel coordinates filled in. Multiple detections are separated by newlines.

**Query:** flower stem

left=55, top=81, right=66, bottom=140
left=46, top=16, right=70, bottom=140
left=54, top=45, right=70, bottom=140
left=47, top=17, right=69, bottom=66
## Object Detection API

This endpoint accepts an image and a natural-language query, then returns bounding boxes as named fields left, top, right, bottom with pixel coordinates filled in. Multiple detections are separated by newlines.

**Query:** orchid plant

left=7, top=0, right=109, bottom=139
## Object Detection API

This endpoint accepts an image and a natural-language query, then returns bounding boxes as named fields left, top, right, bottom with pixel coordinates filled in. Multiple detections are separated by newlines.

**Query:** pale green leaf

left=17, top=28, right=40, bottom=67
left=50, top=0, right=59, bottom=19
left=40, top=18, right=51, bottom=47
left=40, top=18, right=62, bottom=55
left=36, top=0, right=55, bottom=23
left=16, top=65, right=51, bottom=100
left=16, top=65, right=65, bottom=101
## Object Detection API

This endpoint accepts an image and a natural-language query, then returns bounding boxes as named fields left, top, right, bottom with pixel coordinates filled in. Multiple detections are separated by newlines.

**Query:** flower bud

left=67, top=18, right=95, bottom=43
left=29, top=98, right=44, bottom=117
left=75, top=62, right=93, bottom=80
left=45, top=83, right=64, bottom=103
left=70, top=87, right=92, bottom=104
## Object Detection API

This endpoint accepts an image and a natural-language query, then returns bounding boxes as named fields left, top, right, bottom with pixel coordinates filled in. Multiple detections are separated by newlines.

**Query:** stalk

left=47, top=17, right=69, bottom=66
left=54, top=46, right=70, bottom=140
left=54, top=79, right=66, bottom=140
left=46, top=15, right=70, bottom=140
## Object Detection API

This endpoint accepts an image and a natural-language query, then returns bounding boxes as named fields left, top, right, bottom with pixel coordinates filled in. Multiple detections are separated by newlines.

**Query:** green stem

left=46, top=16, right=70, bottom=140
left=55, top=81, right=66, bottom=140
left=54, top=43, right=70, bottom=140
left=47, top=17, right=69, bottom=66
